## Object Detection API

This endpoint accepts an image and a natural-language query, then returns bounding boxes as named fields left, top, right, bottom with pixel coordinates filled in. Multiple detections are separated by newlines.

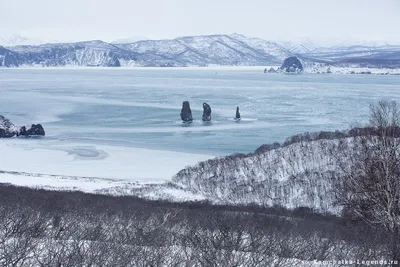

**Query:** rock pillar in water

left=180, top=101, right=193, bottom=123
left=202, top=102, right=212, bottom=122
left=235, top=106, right=241, bottom=120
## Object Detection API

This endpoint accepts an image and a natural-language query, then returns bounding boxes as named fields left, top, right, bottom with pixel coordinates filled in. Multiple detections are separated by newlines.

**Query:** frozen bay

left=1, top=68, right=399, bottom=191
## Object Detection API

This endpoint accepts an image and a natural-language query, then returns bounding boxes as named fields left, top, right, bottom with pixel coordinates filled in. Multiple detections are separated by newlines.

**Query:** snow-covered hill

left=300, top=44, right=400, bottom=67
left=276, top=38, right=400, bottom=68
left=114, top=34, right=294, bottom=67
left=1, top=34, right=400, bottom=67
left=1, top=34, right=293, bottom=67
left=4, top=40, right=137, bottom=67
left=172, top=138, right=344, bottom=213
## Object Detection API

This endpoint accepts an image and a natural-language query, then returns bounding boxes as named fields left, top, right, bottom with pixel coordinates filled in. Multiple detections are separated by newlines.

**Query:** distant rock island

left=280, top=56, right=303, bottom=74
left=0, top=115, right=45, bottom=138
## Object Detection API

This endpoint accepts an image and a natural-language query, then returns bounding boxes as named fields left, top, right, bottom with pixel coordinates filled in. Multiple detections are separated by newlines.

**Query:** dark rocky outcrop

left=0, top=115, right=17, bottom=137
left=280, top=56, right=303, bottom=74
left=268, top=67, right=277, bottom=73
left=235, top=106, right=241, bottom=120
left=180, top=101, right=193, bottom=123
left=202, top=102, right=211, bottom=122
left=0, top=115, right=45, bottom=138
left=18, top=124, right=45, bottom=136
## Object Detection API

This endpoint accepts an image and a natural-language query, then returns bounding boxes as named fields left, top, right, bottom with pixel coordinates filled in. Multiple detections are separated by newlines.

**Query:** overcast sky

left=1, top=0, right=399, bottom=44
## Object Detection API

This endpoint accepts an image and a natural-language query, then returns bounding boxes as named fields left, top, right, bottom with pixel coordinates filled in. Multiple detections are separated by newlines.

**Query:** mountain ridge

left=1, top=34, right=400, bottom=68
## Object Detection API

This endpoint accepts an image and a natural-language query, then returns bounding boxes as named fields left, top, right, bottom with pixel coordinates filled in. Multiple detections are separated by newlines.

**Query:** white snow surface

left=303, top=63, right=400, bottom=75
left=0, top=139, right=212, bottom=194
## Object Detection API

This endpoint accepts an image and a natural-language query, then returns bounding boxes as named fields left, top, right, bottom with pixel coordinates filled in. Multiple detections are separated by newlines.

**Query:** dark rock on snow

left=0, top=115, right=45, bottom=138
left=280, top=56, right=303, bottom=74
left=202, top=102, right=212, bottom=122
left=180, top=101, right=193, bottom=123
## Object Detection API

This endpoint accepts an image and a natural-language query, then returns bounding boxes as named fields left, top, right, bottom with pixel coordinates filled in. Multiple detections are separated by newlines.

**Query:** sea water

left=1, top=68, right=399, bottom=156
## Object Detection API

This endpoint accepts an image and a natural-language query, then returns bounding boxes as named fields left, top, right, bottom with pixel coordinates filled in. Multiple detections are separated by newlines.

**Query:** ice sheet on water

left=0, top=139, right=212, bottom=181
left=1, top=68, right=400, bottom=195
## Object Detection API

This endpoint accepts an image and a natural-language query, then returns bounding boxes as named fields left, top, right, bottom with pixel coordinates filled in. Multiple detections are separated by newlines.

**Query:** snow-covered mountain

left=117, top=34, right=292, bottom=67
left=303, top=44, right=400, bottom=59
left=299, top=43, right=400, bottom=67
left=1, top=33, right=400, bottom=67
left=275, top=38, right=400, bottom=67
left=2, top=40, right=137, bottom=67
left=0, top=34, right=293, bottom=67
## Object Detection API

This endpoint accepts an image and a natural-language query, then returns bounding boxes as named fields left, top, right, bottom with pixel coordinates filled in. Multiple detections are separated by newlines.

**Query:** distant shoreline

left=2, top=65, right=276, bottom=70
left=1, top=65, right=400, bottom=75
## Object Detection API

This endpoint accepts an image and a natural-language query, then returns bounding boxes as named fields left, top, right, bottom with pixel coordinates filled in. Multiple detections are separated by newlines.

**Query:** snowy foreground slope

left=172, top=138, right=345, bottom=213
left=0, top=135, right=356, bottom=213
